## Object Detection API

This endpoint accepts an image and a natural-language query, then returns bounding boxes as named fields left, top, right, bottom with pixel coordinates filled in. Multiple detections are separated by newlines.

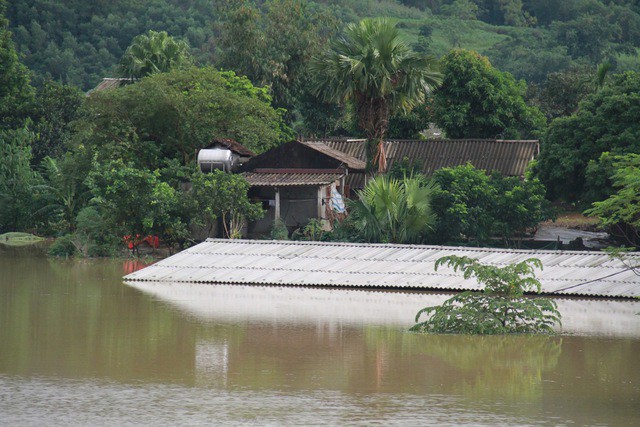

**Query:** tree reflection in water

left=365, top=328, right=562, bottom=402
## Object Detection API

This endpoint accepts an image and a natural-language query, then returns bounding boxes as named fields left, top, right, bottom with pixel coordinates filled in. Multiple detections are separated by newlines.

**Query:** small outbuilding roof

left=125, top=239, right=640, bottom=298
left=87, top=77, right=132, bottom=94
left=244, top=169, right=344, bottom=186
left=205, top=138, right=255, bottom=157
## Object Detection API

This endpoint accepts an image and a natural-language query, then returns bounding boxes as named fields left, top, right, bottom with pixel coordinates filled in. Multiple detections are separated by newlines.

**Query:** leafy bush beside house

left=431, top=164, right=551, bottom=245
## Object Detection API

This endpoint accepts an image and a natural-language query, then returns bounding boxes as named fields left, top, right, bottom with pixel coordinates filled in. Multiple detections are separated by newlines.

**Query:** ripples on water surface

left=1, top=245, right=639, bottom=425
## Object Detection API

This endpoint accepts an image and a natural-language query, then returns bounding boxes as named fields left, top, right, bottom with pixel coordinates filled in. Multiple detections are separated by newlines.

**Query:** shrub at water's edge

left=411, top=256, right=561, bottom=335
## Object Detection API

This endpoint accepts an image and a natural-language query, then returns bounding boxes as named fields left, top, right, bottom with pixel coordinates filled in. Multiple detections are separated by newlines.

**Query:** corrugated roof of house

left=308, top=138, right=539, bottom=177
left=125, top=239, right=640, bottom=298
left=299, top=141, right=366, bottom=171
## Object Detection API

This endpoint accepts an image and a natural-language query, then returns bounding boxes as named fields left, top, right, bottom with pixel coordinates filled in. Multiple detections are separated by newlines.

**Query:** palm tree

left=310, top=18, right=442, bottom=173
left=349, top=174, right=438, bottom=244
left=119, top=30, right=191, bottom=81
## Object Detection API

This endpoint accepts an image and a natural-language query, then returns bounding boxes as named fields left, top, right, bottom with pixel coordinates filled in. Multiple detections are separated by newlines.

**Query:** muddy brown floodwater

left=1, top=245, right=639, bottom=425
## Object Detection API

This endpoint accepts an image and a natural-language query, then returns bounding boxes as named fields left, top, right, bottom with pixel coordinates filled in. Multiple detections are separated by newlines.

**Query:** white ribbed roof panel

left=124, top=239, right=640, bottom=298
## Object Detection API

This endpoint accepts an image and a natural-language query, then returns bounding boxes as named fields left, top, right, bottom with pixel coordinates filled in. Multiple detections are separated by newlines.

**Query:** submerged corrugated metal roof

left=244, top=172, right=343, bottom=186
left=312, top=139, right=539, bottom=177
left=125, top=240, right=640, bottom=298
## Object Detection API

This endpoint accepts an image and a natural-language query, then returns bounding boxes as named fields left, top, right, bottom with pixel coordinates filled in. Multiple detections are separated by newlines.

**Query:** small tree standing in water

left=411, top=256, right=561, bottom=334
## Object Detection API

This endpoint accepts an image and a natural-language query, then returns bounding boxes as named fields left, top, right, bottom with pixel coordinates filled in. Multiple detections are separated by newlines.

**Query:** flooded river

left=1, top=245, right=639, bottom=425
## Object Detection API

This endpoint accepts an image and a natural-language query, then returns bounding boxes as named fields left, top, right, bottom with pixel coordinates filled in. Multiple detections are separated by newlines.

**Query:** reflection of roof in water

left=125, top=282, right=640, bottom=338
left=125, top=240, right=640, bottom=298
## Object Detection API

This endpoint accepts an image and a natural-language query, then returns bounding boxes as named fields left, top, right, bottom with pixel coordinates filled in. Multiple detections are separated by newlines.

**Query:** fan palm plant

left=349, top=174, right=438, bottom=244
left=119, top=30, right=191, bottom=80
left=310, top=18, right=442, bottom=173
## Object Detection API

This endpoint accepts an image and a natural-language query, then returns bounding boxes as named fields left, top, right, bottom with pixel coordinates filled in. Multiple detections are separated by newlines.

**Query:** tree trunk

left=356, top=95, right=389, bottom=174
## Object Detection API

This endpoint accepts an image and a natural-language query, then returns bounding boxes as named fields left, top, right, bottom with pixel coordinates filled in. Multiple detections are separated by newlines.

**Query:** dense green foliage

left=219, top=0, right=339, bottom=128
left=431, top=49, right=544, bottom=139
left=9, top=0, right=640, bottom=94
left=584, top=154, right=640, bottom=248
left=431, top=164, right=551, bottom=245
left=29, top=81, right=84, bottom=164
left=311, top=18, right=442, bottom=171
left=0, top=0, right=33, bottom=128
left=349, top=174, right=437, bottom=244
left=411, top=255, right=561, bottom=335
left=536, top=71, right=640, bottom=203
left=87, top=161, right=191, bottom=250
left=526, top=65, right=594, bottom=121
left=118, top=30, right=191, bottom=80
left=189, top=170, right=263, bottom=239
left=80, top=67, right=289, bottom=170
left=0, top=128, right=40, bottom=233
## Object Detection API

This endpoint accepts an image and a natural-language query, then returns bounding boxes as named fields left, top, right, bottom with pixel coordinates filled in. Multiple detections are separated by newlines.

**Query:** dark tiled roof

left=244, top=171, right=344, bottom=186
left=206, top=139, right=255, bottom=157
left=310, top=138, right=539, bottom=177
left=299, top=141, right=366, bottom=171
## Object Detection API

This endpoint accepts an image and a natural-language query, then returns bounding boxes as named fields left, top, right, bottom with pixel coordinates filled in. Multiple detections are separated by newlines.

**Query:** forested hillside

left=8, top=0, right=640, bottom=91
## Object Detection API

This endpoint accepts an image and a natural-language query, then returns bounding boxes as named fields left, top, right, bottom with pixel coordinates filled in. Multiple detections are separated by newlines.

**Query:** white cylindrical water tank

left=197, top=148, right=235, bottom=172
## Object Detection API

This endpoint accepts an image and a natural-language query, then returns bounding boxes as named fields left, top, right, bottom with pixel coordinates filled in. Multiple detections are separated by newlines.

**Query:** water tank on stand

left=197, top=148, right=238, bottom=173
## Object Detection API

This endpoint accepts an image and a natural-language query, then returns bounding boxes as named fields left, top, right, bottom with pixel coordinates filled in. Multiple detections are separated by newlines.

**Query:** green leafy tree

left=118, top=30, right=192, bottom=80
left=431, top=164, right=551, bottom=245
left=32, top=153, right=92, bottom=233
left=218, top=0, right=339, bottom=125
left=0, top=0, right=34, bottom=128
left=87, top=161, right=190, bottom=251
left=73, top=206, right=119, bottom=257
left=535, top=71, right=640, bottom=202
left=349, top=174, right=438, bottom=244
left=431, top=49, right=545, bottom=139
left=80, top=67, right=289, bottom=169
left=29, top=80, right=84, bottom=165
left=526, top=65, right=593, bottom=120
left=311, top=18, right=442, bottom=172
left=189, top=169, right=263, bottom=239
left=0, top=128, right=40, bottom=233
left=584, top=153, right=640, bottom=247
left=411, top=256, right=561, bottom=334
left=488, top=34, right=573, bottom=85
left=551, top=13, right=621, bottom=63
left=440, top=0, right=479, bottom=20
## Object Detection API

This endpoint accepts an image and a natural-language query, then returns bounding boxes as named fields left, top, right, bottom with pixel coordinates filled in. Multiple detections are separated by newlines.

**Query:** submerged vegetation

left=411, top=256, right=561, bottom=334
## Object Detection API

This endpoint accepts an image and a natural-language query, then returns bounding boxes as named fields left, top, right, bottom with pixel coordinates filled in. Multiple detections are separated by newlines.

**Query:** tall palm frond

left=310, top=18, right=442, bottom=173
left=119, top=30, right=191, bottom=81
left=349, top=174, right=438, bottom=243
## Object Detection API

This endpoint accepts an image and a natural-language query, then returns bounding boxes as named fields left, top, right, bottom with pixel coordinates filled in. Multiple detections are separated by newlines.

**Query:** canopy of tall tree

left=310, top=18, right=442, bottom=172
left=430, top=49, right=544, bottom=140
left=119, top=30, right=191, bottom=80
